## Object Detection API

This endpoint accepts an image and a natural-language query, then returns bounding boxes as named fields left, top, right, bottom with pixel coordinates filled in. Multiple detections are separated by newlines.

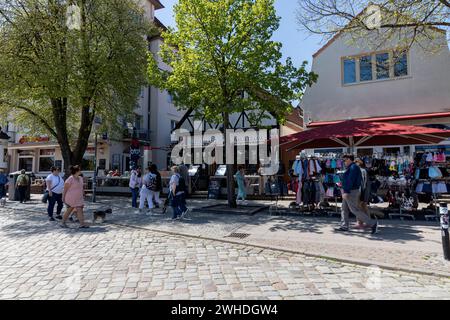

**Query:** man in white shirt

left=129, top=166, right=142, bottom=208
left=46, top=167, right=64, bottom=221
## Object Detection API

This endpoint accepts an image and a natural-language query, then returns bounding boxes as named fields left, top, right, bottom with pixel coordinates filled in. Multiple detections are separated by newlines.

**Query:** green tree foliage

left=0, top=0, right=155, bottom=174
left=148, top=0, right=317, bottom=207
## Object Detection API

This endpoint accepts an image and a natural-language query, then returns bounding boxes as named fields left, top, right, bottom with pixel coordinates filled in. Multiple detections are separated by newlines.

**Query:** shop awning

left=280, top=120, right=450, bottom=152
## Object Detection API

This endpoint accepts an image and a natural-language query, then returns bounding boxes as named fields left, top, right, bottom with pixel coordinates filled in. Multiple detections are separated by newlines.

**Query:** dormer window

left=342, top=49, right=409, bottom=85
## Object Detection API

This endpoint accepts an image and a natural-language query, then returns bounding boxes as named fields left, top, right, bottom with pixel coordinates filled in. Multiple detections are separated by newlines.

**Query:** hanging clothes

left=307, top=159, right=322, bottom=177
left=292, top=159, right=303, bottom=176
left=296, top=180, right=302, bottom=205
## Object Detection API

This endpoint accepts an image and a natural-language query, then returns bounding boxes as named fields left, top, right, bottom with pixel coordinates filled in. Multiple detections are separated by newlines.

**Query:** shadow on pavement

left=0, top=208, right=109, bottom=238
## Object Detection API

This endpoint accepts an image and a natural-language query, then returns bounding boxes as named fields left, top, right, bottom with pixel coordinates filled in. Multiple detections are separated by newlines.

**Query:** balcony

left=122, top=129, right=151, bottom=142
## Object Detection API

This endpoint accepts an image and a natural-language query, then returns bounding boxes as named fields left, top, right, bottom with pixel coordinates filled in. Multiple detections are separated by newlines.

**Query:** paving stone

left=1, top=203, right=450, bottom=300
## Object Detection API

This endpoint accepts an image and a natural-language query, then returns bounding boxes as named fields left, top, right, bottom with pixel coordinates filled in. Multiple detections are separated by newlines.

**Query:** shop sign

left=19, top=135, right=50, bottom=144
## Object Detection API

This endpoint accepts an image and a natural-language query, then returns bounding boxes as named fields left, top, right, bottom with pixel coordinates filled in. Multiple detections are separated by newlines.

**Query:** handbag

left=41, top=191, right=50, bottom=203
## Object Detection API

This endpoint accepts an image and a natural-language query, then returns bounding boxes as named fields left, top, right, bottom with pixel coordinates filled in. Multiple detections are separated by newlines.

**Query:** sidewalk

left=3, top=195, right=450, bottom=278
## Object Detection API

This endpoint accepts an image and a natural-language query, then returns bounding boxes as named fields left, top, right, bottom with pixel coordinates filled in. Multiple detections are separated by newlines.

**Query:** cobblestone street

left=0, top=205, right=449, bottom=300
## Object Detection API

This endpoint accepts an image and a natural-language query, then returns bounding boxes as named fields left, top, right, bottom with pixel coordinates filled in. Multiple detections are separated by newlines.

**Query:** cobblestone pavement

left=0, top=206, right=449, bottom=300
left=3, top=196, right=450, bottom=278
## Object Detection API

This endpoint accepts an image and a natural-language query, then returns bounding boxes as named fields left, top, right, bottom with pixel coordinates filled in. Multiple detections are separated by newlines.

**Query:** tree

left=148, top=0, right=317, bottom=207
left=0, top=0, right=155, bottom=175
left=297, top=0, right=450, bottom=51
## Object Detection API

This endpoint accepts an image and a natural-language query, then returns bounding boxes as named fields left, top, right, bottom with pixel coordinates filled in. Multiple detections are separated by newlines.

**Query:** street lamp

left=92, top=116, right=102, bottom=203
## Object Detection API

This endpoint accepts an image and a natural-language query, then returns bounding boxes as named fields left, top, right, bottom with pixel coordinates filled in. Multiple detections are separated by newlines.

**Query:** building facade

left=3, top=0, right=182, bottom=176
left=300, top=23, right=450, bottom=155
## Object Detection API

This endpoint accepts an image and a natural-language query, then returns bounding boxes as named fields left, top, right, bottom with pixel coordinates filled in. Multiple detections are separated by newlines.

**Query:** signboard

left=188, top=165, right=200, bottom=176
left=19, top=135, right=50, bottom=144
left=207, top=179, right=221, bottom=199
left=215, top=165, right=227, bottom=176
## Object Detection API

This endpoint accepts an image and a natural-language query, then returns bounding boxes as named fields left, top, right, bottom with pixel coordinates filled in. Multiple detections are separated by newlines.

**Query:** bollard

left=439, top=203, right=450, bottom=261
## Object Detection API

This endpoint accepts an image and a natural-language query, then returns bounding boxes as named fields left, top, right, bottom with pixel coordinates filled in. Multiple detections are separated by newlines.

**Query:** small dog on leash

left=0, top=198, right=6, bottom=207
left=92, top=208, right=112, bottom=223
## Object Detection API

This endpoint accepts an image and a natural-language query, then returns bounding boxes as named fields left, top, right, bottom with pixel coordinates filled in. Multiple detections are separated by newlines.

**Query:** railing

left=122, top=129, right=151, bottom=141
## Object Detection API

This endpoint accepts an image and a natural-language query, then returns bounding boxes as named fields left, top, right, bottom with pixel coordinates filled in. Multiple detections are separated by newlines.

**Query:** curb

left=3, top=205, right=450, bottom=280
left=110, top=222, right=450, bottom=279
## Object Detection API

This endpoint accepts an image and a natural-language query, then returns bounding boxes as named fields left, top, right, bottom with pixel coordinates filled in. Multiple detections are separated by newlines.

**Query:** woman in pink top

left=60, top=165, right=89, bottom=228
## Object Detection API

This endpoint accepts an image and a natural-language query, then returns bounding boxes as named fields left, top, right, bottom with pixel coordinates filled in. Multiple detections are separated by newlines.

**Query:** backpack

left=17, top=174, right=29, bottom=186
left=0, top=174, right=7, bottom=185
left=177, top=175, right=186, bottom=193
left=145, top=173, right=158, bottom=191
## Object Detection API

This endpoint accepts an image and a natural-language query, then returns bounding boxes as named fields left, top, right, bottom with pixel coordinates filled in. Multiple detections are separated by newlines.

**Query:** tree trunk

left=224, top=113, right=237, bottom=208
left=51, top=98, right=72, bottom=178
left=51, top=98, right=94, bottom=179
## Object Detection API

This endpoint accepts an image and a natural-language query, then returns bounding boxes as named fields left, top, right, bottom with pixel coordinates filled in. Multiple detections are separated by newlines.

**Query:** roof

left=285, top=108, right=304, bottom=128
left=149, top=0, right=164, bottom=10
left=153, top=17, right=167, bottom=32
left=308, top=112, right=450, bottom=128
left=312, top=6, right=447, bottom=59
left=280, top=119, right=450, bottom=151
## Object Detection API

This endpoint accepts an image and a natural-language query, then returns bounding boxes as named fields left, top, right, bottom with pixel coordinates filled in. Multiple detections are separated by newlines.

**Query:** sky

left=155, top=0, right=325, bottom=71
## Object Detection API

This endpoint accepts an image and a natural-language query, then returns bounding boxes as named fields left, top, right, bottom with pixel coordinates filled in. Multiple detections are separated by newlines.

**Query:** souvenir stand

left=413, top=150, right=450, bottom=221
left=280, top=120, right=450, bottom=220
left=288, top=153, right=343, bottom=216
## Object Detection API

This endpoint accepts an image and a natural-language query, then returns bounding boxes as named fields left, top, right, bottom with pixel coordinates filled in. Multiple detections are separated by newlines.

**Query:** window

left=359, top=55, right=372, bottom=81
left=134, top=114, right=143, bottom=131
left=39, top=158, right=54, bottom=172
left=376, top=53, right=390, bottom=80
left=38, top=149, right=55, bottom=171
left=81, top=155, right=95, bottom=171
left=394, top=50, right=408, bottom=77
left=383, top=147, right=400, bottom=155
left=18, top=150, right=34, bottom=172
left=19, top=158, right=33, bottom=172
left=112, top=154, right=121, bottom=170
left=343, top=58, right=356, bottom=84
left=167, top=93, right=173, bottom=104
left=171, top=120, right=177, bottom=131
left=314, top=148, right=344, bottom=154
left=342, top=50, right=409, bottom=85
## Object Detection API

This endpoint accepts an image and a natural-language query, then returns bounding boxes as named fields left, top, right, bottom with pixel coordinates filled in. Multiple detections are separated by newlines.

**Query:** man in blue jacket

left=0, top=169, right=8, bottom=199
left=336, top=154, right=378, bottom=234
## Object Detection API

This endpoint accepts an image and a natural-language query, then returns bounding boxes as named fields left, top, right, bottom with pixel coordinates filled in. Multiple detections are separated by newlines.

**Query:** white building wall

left=148, top=38, right=184, bottom=170
left=302, top=30, right=450, bottom=123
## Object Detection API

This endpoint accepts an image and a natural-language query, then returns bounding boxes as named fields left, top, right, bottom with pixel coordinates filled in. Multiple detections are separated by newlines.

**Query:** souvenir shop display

left=289, top=153, right=344, bottom=213
left=286, top=149, right=450, bottom=219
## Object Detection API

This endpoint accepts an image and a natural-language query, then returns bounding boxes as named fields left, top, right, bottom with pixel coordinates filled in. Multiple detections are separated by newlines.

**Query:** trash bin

left=8, top=171, right=32, bottom=202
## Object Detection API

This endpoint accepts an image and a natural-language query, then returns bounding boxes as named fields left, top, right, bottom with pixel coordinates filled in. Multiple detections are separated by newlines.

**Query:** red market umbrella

left=280, top=120, right=450, bottom=152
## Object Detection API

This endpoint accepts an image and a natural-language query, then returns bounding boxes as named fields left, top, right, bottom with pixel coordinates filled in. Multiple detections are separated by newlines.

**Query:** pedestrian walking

left=60, top=165, right=89, bottom=228
left=139, top=167, right=157, bottom=214
left=15, top=169, right=29, bottom=203
left=169, top=166, right=188, bottom=220
left=336, top=154, right=378, bottom=234
left=150, top=164, right=162, bottom=208
left=355, top=158, right=372, bottom=228
left=46, top=167, right=64, bottom=221
left=0, top=169, right=8, bottom=199
left=129, top=166, right=142, bottom=208
left=234, top=165, right=247, bottom=203
left=179, top=163, right=189, bottom=195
